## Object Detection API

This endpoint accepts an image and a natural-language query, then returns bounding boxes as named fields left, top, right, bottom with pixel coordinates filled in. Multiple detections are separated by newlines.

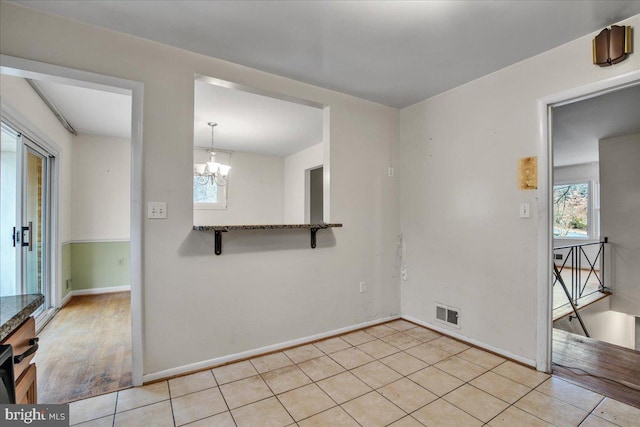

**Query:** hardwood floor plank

left=34, top=292, right=132, bottom=403
left=553, top=328, right=640, bottom=409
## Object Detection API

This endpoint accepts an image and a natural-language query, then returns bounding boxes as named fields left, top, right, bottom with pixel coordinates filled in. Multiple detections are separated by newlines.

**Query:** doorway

left=1, top=54, right=144, bottom=394
left=539, top=75, right=640, bottom=407
left=308, top=166, right=323, bottom=224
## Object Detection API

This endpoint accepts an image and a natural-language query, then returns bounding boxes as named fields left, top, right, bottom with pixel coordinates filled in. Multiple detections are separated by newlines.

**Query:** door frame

left=21, top=136, right=53, bottom=311
left=0, top=54, right=144, bottom=386
left=535, top=68, right=640, bottom=373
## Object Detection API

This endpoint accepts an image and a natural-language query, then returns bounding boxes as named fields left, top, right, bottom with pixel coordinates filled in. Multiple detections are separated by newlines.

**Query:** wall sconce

left=593, top=25, right=633, bottom=66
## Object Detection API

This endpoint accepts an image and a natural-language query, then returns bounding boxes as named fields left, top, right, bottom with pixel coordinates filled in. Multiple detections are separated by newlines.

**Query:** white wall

left=599, top=132, right=640, bottom=316
left=554, top=162, right=599, bottom=184
left=0, top=2, right=400, bottom=378
left=193, top=150, right=285, bottom=225
left=399, top=14, right=640, bottom=364
left=0, top=74, right=73, bottom=304
left=284, top=143, right=323, bottom=223
left=72, top=134, right=130, bottom=241
left=554, top=297, right=635, bottom=349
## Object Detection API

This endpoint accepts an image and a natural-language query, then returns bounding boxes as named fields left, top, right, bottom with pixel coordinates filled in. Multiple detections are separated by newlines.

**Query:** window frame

left=552, top=179, right=599, bottom=240
left=193, top=176, right=228, bottom=210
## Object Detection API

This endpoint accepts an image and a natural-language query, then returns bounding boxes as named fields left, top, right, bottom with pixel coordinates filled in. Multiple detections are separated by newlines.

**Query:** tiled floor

left=68, top=320, right=640, bottom=427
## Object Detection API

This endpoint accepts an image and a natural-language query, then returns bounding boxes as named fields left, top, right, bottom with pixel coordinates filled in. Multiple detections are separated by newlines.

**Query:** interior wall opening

left=1, top=55, right=143, bottom=401
left=545, top=79, right=640, bottom=407
left=192, top=74, right=329, bottom=227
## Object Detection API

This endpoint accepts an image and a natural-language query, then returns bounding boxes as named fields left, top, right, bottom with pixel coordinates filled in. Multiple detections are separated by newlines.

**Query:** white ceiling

left=194, top=80, right=323, bottom=157
left=33, top=79, right=132, bottom=139
left=24, top=76, right=322, bottom=157
left=12, top=0, right=640, bottom=108
left=10, top=1, right=640, bottom=156
left=553, top=84, right=640, bottom=167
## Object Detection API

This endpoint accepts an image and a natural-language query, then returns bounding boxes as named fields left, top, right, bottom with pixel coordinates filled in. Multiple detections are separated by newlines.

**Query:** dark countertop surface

left=194, top=223, right=343, bottom=231
left=0, top=294, right=44, bottom=341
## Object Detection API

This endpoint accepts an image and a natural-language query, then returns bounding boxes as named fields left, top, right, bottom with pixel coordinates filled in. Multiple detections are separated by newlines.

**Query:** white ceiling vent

left=435, top=304, right=460, bottom=329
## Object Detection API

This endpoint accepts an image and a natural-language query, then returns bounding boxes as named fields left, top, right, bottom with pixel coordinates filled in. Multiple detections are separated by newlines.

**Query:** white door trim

left=0, top=54, right=145, bottom=386
left=536, top=69, right=640, bottom=373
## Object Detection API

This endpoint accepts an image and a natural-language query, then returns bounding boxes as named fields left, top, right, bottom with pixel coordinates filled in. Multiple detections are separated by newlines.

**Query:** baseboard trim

left=143, top=314, right=401, bottom=383
left=66, top=239, right=131, bottom=244
left=401, top=314, right=537, bottom=368
left=66, top=285, right=131, bottom=299
left=60, top=291, right=73, bottom=307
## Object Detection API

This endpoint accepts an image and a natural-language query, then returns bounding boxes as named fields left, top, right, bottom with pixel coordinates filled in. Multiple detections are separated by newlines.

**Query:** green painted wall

left=69, top=241, right=130, bottom=290
left=61, top=242, right=72, bottom=298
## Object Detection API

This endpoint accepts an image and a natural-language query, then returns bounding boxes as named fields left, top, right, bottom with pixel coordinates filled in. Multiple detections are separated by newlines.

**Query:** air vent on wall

left=435, top=304, right=460, bottom=329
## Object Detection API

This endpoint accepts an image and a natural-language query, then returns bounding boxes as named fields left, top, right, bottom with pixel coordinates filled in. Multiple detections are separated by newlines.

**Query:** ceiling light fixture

left=194, top=122, right=231, bottom=186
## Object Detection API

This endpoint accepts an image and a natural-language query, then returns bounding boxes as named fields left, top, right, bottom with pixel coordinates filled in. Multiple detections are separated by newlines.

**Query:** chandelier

left=194, top=122, right=231, bottom=186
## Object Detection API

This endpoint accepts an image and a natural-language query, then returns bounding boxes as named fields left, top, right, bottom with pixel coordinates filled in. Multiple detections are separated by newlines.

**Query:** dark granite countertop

left=193, top=223, right=343, bottom=231
left=0, top=294, right=44, bottom=341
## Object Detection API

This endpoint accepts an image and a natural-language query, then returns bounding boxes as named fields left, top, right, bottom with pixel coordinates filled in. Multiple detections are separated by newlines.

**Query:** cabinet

left=15, top=364, right=37, bottom=404
left=0, top=317, right=38, bottom=404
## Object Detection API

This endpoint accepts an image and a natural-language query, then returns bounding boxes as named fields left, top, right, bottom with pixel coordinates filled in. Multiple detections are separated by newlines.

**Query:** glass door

left=0, top=121, right=51, bottom=313
left=23, top=145, right=48, bottom=299
left=0, top=124, right=19, bottom=296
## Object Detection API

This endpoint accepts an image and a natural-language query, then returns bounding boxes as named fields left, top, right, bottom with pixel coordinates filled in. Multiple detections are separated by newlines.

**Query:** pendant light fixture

left=194, top=122, right=231, bottom=186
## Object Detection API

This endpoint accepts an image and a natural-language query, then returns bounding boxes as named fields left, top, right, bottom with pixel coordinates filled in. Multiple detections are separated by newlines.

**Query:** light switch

left=148, top=202, right=167, bottom=219
left=519, top=202, right=531, bottom=219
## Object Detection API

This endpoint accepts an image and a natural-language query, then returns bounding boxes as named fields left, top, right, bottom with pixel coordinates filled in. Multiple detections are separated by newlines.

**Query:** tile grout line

left=72, top=320, right=640, bottom=426
left=84, top=330, right=448, bottom=426
left=166, top=377, right=178, bottom=427
left=111, top=392, right=118, bottom=427
left=260, top=352, right=306, bottom=425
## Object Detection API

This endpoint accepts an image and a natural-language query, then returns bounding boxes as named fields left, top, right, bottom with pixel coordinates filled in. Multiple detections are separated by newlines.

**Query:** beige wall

left=72, top=134, right=131, bottom=241
left=193, top=150, right=285, bottom=225
left=599, top=132, right=640, bottom=316
left=399, top=14, right=640, bottom=363
left=5, top=0, right=637, bottom=377
left=1, top=2, right=400, bottom=378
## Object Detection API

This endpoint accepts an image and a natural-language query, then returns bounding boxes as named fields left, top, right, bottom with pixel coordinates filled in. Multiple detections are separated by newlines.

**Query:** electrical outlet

left=388, top=166, right=394, bottom=177
left=401, top=268, right=407, bottom=281
left=359, top=281, right=367, bottom=293
left=519, top=202, right=530, bottom=218
left=66, top=279, right=71, bottom=290
left=148, top=202, right=167, bottom=219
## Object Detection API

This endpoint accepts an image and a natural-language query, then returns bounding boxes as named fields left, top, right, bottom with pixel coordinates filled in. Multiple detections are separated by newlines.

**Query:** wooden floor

left=35, top=292, right=132, bottom=403
left=553, top=328, right=640, bottom=408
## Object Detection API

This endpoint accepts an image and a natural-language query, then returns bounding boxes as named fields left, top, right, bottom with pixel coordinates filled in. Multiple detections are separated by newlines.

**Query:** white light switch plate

left=519, top=202, right=531, bottom=218
left=148, top=202, right=167, bottom=219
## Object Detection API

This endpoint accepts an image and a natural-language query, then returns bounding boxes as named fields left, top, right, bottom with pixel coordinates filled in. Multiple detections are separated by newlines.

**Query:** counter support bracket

left=214, top=230, right=226, bottom=255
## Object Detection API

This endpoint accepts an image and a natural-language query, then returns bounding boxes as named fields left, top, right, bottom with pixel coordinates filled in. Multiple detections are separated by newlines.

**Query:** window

left=553, top=182, right=595, bottom=238
left=193, top=177, right=227, bottom=210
